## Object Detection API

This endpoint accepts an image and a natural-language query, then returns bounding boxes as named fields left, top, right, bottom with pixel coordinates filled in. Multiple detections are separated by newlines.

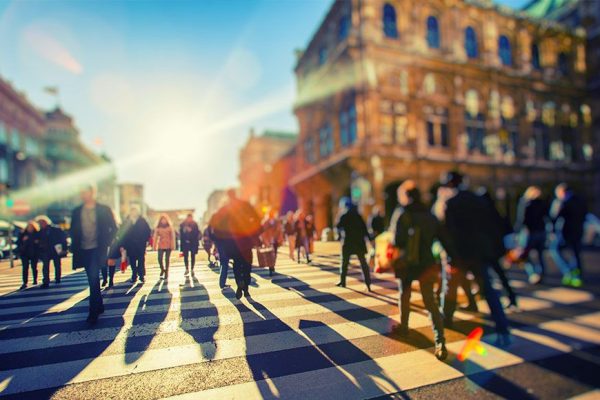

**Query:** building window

left=426, top=108, right=449, bottom=148
left=383, top=3, right=398, bottom=39
left=558, top=52, right=569, bottom=76
left=380, top=101, right=408, bottom=144
left=531, top=43, right=541, bottom=70
left=319, top=123, right=333, bottom=157
left=338, top=15, right=350, bottom=41
left=465, top=26, right=478, bottom=58
left=318, top=46, right=328, bottom=65
left=498, top=35, right=512, bottom=66
left=500, top=117, right=518, bottom=157
left=465, top=112, right=486, bottom=154
left=304, top=137, right=316, bottom=164
left=426, top=16, right=440, bottom=49
left=339, top=102, right=357, bottom=146
left=533, top=120, right=550, bottom=160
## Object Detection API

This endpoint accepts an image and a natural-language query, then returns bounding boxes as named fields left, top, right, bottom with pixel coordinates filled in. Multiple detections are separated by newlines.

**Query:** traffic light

left=5, top=198, right=13, bottom=208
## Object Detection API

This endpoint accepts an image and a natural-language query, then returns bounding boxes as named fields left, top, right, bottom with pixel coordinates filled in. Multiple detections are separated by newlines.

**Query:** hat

left=440, top=171, right=464, bottom=188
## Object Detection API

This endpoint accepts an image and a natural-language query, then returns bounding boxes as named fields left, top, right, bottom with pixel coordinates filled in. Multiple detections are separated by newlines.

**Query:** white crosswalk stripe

left=0, top=248, right=598, bottom=399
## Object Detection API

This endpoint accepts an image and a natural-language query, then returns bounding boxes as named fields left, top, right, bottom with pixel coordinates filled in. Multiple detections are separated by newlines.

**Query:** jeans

left=81, top=248, right=103, bottom=315
left=21, top=257, right=38, bottom=285
left=549, top=233, right=583, bottom=278
left=158, top=249, right=171, bottom=277
left=41, top=255, right=62, bottom=284
left=183, top=250, right=196, bottom=270
left=398, top=268, right=445, bottom=344
left=216, top=241, right=231, bottom=288
left=101, top=264, right=116, bottom=284
left=130, top=253, right=146, bottom=280
left=339, top=249, right=371, bottom=287
left=442, top=261, right=509, bottom=334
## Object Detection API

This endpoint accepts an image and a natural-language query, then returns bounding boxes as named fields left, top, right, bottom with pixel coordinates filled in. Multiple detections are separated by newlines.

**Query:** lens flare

left=458, top=326, right=487, bottom=361
left=23, top=26, right=83, bottom=74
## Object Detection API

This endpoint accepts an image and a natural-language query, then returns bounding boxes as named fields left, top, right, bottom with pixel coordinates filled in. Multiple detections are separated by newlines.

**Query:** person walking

left=17, top=221, right=40, bottom=290
left=153, top=214, right=176, bottom=281
left=180, top=214, right=200, bottom=276
left=209, top=205, right=232, bottom=290
left=70, top=185, right=117, bottom=324
left=122, top=207, right=151, bottom=284
left=438, top=171, right=510, bottom=345
left=549, top=183, right=587, bottom=287
left=391, top=181, right=447, bottom=360
left=35, top=216, right=67, bottom=287
left=335, top=197, right=372, bottom=291
left=368, top=206, right=385, bottom=239
left=260, top=209, right=282, bottom=276
left=294, top=210, right=311, bottom=263
left=515, top=186, right=549, bottom=284
left=284, top=211, right=296, bottom=261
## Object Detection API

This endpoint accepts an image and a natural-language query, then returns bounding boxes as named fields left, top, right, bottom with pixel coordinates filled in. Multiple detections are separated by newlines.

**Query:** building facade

left=239, top=129, right=298, bottom=215
left=292, top=0, right=594, bottom=233
left=202, top=189, right=228, bottom=227
left=117, top=183, right=145, bottom=220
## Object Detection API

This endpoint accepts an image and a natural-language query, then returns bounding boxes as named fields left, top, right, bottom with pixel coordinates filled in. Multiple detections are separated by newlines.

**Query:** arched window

left=427, top=16, right=440, bottom=49
left=465, top=26, right=478, bottom=58
left=558, top=52, right=569, bottom=76
left=383, top=3, right=398, bottom=39
left=338, top=15, right=350, bottom=41
left=531, top=43, right=541, bottom=70
left=498, top=35, right=512, bottom=66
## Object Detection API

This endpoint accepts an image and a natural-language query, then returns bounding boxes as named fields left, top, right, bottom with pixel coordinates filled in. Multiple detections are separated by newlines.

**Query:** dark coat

left=392, top=202, right=443, bottom=279
left=336, top=207, right=370, bottom=255
left=37, top=226, right=68, bottom=258
left=123, top=217, right=151, bottom=256
left=443, top=190, right=496, bottom=265
left=516, top=198, right=548, bottom=233
left=179, top=221, right=200, bottom=253
left=17, top=230, right=39, bottom=259
left=70, top=203, right=117, bottom=269
left=555, top=193, right=587, bottom=243
left=368, top=214, right=385, bottom=237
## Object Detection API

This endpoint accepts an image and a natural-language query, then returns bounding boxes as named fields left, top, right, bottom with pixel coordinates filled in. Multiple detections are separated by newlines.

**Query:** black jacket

left=179, top=221, right=200, bottom=253
left=37, top=226, right=68, bottom=258
left=368, top=214, right=385, bottom=237
left=123, top=217, right=151, bottom=256
left=555, top=193, right=587, bottom=242
left=336, top=207, right=370, bottom=255
left=516, top=198, right=548, bottom=233
left=70, top=203, right=117, bottom=269
left=392, top=202, right=444, bottom=279
left=17, top=230, right=39, bottom=259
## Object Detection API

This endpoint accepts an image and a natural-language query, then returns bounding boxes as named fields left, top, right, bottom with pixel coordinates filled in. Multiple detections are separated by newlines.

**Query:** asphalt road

left=0, top=243, right=598, bottom=399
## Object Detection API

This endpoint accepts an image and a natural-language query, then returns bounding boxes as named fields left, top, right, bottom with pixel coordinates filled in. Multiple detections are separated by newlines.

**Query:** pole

left=8, top=218, right=13, bottom=268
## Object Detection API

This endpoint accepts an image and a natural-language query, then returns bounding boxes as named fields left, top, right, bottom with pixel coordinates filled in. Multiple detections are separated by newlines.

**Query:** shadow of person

left=227, top=296, right=364, bottom=398
left=124, top=279, right=172, bottom=364
left=0, top=278, right=138, bottom=399
left=180, top=275, right=219, bottom=361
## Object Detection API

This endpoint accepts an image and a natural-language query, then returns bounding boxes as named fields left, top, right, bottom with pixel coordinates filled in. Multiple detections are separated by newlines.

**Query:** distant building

left=292, top=0, right=594, bottom=233
left=117, top=183, right=145, bottom=220
left=238, top=129, right=297, bottom=215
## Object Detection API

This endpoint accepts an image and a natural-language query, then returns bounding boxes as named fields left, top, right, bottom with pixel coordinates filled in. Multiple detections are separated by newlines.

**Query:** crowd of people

left=8, top=174, right=591, bottom=351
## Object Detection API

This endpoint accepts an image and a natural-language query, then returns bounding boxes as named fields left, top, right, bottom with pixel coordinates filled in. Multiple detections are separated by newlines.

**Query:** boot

left=434, top=343, right=448, bottom=361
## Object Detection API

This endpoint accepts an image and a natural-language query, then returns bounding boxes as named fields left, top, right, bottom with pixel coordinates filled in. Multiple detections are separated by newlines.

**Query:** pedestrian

left=180, top=214, right=200, bottom=276
left=368, top=206, right=385, bottom=238
left=35, top=215, right=67, bottom=288
left=260, top=209, right=282, bottom=276
left=477, top=188, right=518, bottom=308
left=549, top=183, right=587, bottom=287
left=153, top=214, right=176, bottom=281
left=390, top=181, right=447, bottom=360
left=17, top=221, right=40, bottom=290
left=515, top=186, right=549, bottom=284
left=306, top=214, right=316, bottom=255
left=122, top=207, right=151, bottom=284
left=438, top=171, right=510, bottom=345
left=104, top=210, right=122, bottom=288
left=294, top=210, right=312, bottom=263
left=202, top=226, right=217, bottom=268
left=335, top=197, right=372, bottom=292
left=209, top=202, right=232, bottom=290
left=70, top=185, right=117, bottom=324
left=284, top=211, right=296, bottom=261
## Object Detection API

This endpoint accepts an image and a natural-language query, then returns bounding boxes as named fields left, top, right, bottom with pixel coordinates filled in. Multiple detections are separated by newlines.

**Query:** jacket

left=17, top=230, right=39, bottom=259
left=70, top=203, right=117, bottom=269
left=515, top=197, right=548, bottom=233
left=179, top=221, right=200, bottom=253
left=553, top=193, right=587, bottom=242
left=123, top=217, right=151, bottom=256
left=37, top=226, right=68, bottom=258
left=336, top=207, right=370, bottom=255
left=153, top=225, right=176, bottom=250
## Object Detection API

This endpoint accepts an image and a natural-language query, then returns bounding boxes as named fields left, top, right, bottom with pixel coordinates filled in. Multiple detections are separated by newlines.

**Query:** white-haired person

left=35, top=215, right=68, bottom=288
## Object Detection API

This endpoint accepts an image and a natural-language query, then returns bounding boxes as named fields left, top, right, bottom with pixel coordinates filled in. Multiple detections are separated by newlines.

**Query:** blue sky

left=0, top=0, right=529, bottom=215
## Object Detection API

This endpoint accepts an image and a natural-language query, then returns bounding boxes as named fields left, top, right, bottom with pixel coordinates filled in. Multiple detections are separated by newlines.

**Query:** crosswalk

left=0, top=247, right=599, bottom=399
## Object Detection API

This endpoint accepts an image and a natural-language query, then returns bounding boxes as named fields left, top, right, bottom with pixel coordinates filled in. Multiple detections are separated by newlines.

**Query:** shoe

left=184, top=269, right=189, bottom=276
left=561, top=273, right=572, bottom=286
left=495, top=332, right=512, bottom=347
left=392, top=324, right=409, bottom=337
left=41, top=283, right=49, bottom=289
left=101, top=279, right=107, bottom=287
left=243, top=289, right=251, bottom=298
left=19, top=284, right=27, bottom=290
left=335, top=282, right=346, bottom=288
left=366, top=284, right=372, bottom=292
left=434, top=343, right=448, bottom=361
left=235, top=286, right=243, bottom=299
left=140, top=277, right=145, bottom=283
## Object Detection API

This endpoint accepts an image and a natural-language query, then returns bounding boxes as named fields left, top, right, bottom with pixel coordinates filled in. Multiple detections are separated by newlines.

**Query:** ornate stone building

left=291, top=0, right=595, bottom=233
